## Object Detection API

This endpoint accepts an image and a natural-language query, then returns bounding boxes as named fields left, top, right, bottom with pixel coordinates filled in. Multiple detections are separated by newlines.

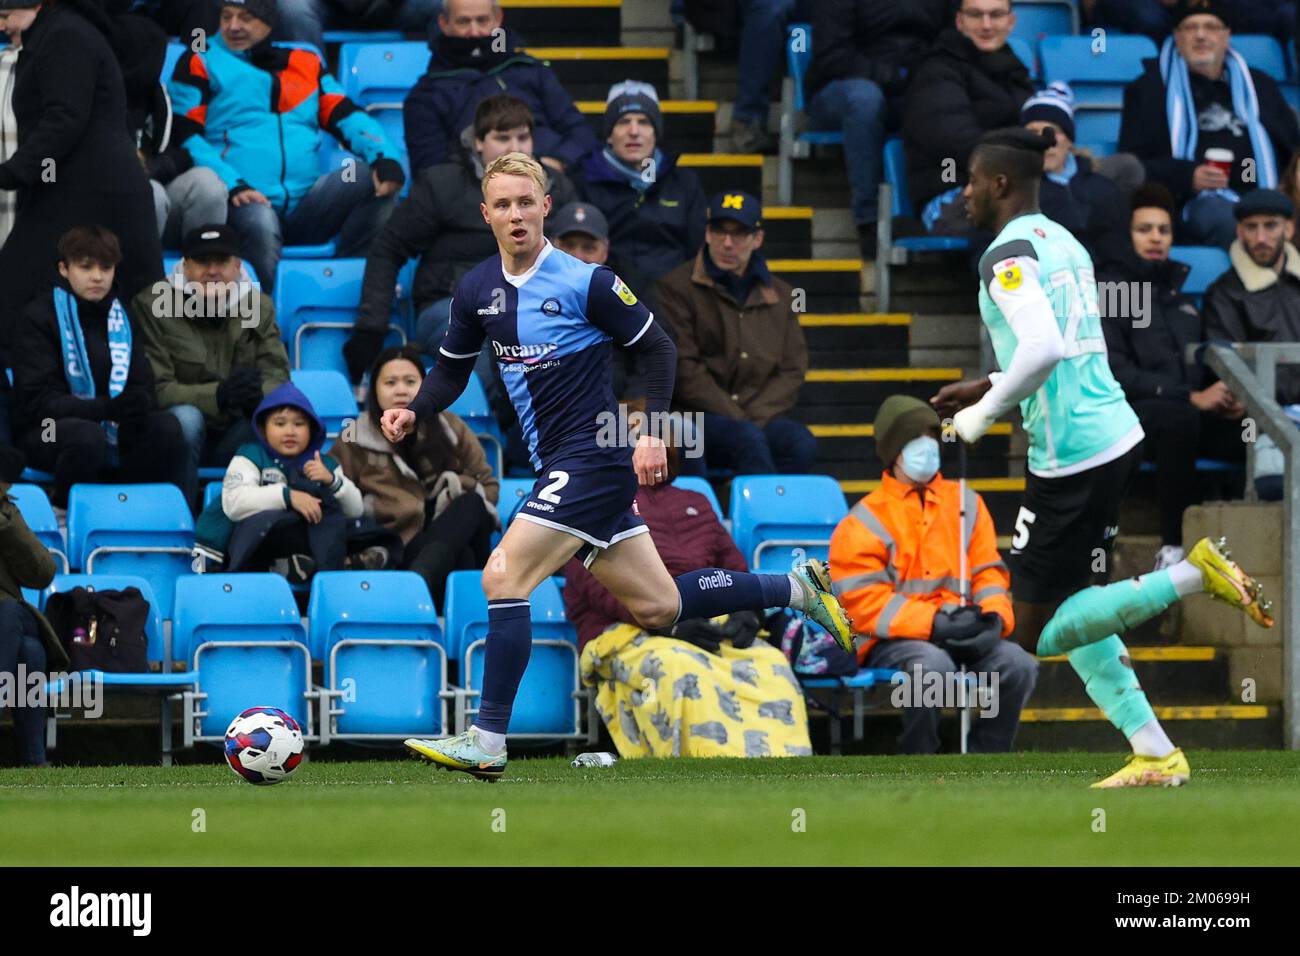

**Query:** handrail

left=1201, top=343, right=1300, bottom=748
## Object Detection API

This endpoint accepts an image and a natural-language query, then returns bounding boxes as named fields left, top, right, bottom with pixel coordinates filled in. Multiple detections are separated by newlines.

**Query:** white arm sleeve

left=973, top=255, right=1065, bottom=421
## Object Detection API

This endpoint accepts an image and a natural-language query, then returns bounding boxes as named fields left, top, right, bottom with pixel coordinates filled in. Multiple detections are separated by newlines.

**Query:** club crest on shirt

left=541, top=297, right=561, bottom=316
left=612, top=275, right=638, bottom=306
left=994, top=259, right=1022, bottom=291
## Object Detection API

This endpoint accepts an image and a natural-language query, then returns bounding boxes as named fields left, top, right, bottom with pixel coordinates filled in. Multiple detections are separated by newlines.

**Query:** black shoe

left=273, top=553, right=316, bottom=586
left=731, top=119, right=774, bottom=155
left=857, top=225, right=878, bottom=261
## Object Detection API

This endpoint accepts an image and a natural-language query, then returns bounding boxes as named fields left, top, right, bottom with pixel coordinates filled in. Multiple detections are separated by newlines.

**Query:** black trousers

left=1131, top=398, right=1246, bottom=546
left=19, top=412, right=189, bottom=507
left=0, top=601, right=47, bottom=765
left=404, top=493, right=494, bottom=609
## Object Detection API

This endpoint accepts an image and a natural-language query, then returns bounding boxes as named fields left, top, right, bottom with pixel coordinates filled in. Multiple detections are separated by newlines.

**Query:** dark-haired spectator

left=346, top=93, right=576, bottom=383
left=657, top=190, right=814, bottom=476
left=1022, top=82, right=1132, bottom=265
left=131, top=225, right=290, bottom=507
left=333, top=345, right=497, bottom=607
left=11, top=227, right=189, bottom=507
left=169, top=0, right=406, bottom=290
left=1084, top=0, right=1296, bottom=47
left=271, top=0, right=435, bottom=54
left=805, top=0, right=952, bottom=257
left=1099, top=182, right=1245, bottom=570
left=903, top=0, right=1033, bottom=232
left=573, top=81, right=707, bottom=282
left=403, top=0, right=597, bottom=174
left=0, top=0, right=164, bottom=349
left=1118, top=0, right=1300, bottom=249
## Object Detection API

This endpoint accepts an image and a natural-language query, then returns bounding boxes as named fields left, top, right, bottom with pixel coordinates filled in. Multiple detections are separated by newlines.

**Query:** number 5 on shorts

left=1012, top=506, right=1037, bottom=551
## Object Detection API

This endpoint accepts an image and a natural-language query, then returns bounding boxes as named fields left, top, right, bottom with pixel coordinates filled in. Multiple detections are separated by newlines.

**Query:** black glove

left=665, top=617, right=721, bottom=654
left=930, top=605, right=984, bottom=644
left=936, top=610, right=1004, bottom=666
left=371, top=156, right=406, bottom=189
left=344, top=329, right=387, bottom=385
left=105, top=388, right=150, bottom=423
left=217, top=367, right=262, bottom=414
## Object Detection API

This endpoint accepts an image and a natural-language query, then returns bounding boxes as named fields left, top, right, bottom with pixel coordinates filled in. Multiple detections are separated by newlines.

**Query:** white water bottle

left=571, top=752, right=618, bottom=768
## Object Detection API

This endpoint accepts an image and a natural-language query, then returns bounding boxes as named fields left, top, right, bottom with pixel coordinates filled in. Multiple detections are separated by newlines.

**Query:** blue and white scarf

left=53, top=286, right=132, bottom=459
left=601, top=146, right=663, bottom=194
left=1160, top=36, right=1277, bottom=202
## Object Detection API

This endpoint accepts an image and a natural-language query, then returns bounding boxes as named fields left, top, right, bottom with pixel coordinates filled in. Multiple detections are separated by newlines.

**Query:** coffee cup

left=1204, top=148, right=1234, bottom=179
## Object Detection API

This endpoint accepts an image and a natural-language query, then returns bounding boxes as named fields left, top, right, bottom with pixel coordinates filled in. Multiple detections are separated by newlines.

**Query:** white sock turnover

left=1166, top=559, right=1204, bottom=599
left=1128, top=718, right=1176, bottom=758
left=473, top=726, right=507, bottom=754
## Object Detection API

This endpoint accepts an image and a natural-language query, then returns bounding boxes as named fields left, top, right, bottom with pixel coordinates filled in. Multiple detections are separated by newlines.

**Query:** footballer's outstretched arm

left=585, top=267, right=677, bottom=423
left=406, top=294, right=485, bottom=421
left=955, top=243, right=1065, bottom=442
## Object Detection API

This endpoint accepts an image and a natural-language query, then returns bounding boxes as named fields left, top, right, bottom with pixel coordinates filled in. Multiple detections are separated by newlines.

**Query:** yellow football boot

left=1091, top=748, right=1191, bottom=788
left=1187, top=536, right=1274, bottom=628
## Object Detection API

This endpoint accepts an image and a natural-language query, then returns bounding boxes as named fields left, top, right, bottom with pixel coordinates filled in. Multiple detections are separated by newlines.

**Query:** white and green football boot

left=405, top=726, right=507, bottom=781
left=790, top=559, right=857, bottom=656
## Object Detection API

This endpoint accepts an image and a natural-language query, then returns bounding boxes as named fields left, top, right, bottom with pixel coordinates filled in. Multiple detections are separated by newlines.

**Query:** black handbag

left=44, top=586, right=150, bottom=673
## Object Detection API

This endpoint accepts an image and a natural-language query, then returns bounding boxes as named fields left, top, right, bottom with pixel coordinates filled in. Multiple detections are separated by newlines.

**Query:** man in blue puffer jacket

left=168, top=0, right=406, bottom=290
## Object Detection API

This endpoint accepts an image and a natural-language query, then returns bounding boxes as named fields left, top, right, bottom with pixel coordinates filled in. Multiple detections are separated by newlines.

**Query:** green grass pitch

left=2, top=751, right=1299, bottom=866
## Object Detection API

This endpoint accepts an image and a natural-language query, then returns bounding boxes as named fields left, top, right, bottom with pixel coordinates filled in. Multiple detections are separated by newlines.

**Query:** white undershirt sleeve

left=974, top=255, right=1065, bottom=421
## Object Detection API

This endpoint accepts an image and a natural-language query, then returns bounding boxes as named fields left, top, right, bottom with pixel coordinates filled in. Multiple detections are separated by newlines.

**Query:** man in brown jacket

left=656, top=190, right=815, bottom=476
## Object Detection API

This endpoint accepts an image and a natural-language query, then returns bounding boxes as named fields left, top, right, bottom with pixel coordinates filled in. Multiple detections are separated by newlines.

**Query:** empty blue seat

left=1232, top=35, right=1288, bottom=81
left=1074, top=108, right=1122, bottom=155
left=672, top=476, right=724, bottom=522
left=1040, top=34, right=1156, bottom=105
left=274, top=258, right=406, bottom=375
left=1011, top=1, right=1078, bottom=42
left=8, top=482, right=67, bottom=572
left=446, top=375, right=506, bottom=476
left=338, top=41, right=431, bottom=107
left=778, top=23, right=843, bottom=205
left=729, top=475, right=849, bottom=572
left=1171, top=245, right=1232, bottom=298
left=308, top=571, right=449, bottom=738
left=203, top=481, right=223, bottom=510
left=462, top=636, right=581, bottom=737
left=173, top=572, right=305, bottom=662
left=66, top=484, right=194, bottom=619
left=442, top=570, right=573, bottom=663
left=322, top=29, right=402, bottom=47
left=289, top=369, right=358, bottom=442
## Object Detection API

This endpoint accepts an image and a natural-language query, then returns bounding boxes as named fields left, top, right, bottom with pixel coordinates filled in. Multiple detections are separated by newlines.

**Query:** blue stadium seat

left=274, top=258, right=406, bottom=374
left=8, top=482, right=68, bottom=572
left=1040, top=34, right=1157, bottom=105
left=442, top=570, right=573, bottom=663
left=777, top=23, right=843, bottom=205
left=308, top=571, right=450, bottom=738
left=1008, top=36, right=1039, bottom=80
left=173, top=573, right=314, bottom=741
left=1011, top=1, right=1079, bottom=42
left=203, top=481, right=222, bottom=510
left=323, top=29, right=402, bottom=47
left=1074, top=109, right=1122, bottom=156
left=497, top=477, right=533, bottom=525
left=1232, top=35, right=1288, bottom=81
left=1171, top=245, right=1232, bottom=299
left=462, top=636, right=582, bottom=737
left=162, top=40, right=185, bottom=81
left=338, top=41, right=431, bottom=107
left=729, top=475, right=849, bottom=572
left=446, top=375, right=506, bottom=476
left=672, top=476, right=724, bottom=522
left=66, top=484, right=194, bottom=620
left=289, top=369, right=358, bottom=442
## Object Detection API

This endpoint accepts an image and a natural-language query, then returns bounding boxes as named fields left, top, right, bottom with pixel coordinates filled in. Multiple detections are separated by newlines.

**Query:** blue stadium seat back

left=44, top=574, right=165, bottom=664
left=282, top=240, right=339, bottom=260
left=497, top=477, right=533, bottom=524
left=446, top=375, right=506, bottom=474
left=338, top=41, right=431, bottom=107
left=83, top=552, right=191, bottom=622
left=729, top=475, right=849, bottom=572
left=332, top=641, right=446, bottom=736
left=307, top=570, right=442, bottom=660
left=786, top=23, right=813, bottom=112
left=275, top=258, right=406, bottom=370
left=883, top=138, right=913, bottom=219
left=443, top=569, right=489, bottom=662
left=530, top=576, right=575, bottom=645
left=1232, top=35, right=1288, bottom=81
left=68, top=483, right=193, bottom=569
left=1040, top=34, right=1156, bottom=105
left=289, top=369, right=359, bottom=438
left=162, top=40, right=185, bottom=81
left=1170, top=245, right=1232, bottom=296
left=323, top=29, right=403, bottom=47
left=194, top=643, right=311, bottom=738
left=465, top=640, right=579, bottom=735
left=173, top=573, right=306, bottom=665
left=672, top=476, right=724, bottom=522
left=203, top=481, right=222, bottom=510
left=8, top=482, right=66, bottom=564
left=1008, top=36, right=1038, bottom=79
left=1074, top=108, right=1121, bottom=155
left=1011, top=1, right=1077, bottom=43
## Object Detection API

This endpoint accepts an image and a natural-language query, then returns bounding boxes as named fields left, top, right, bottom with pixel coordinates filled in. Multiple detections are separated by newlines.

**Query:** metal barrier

left=1202, top=342, right=1300, bottom=748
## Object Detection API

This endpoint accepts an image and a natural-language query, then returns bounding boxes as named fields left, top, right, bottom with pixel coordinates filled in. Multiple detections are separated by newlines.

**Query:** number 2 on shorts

left=1012, top=506, right=1037, bottom=551
left=538, top=470, right=570, bottom=504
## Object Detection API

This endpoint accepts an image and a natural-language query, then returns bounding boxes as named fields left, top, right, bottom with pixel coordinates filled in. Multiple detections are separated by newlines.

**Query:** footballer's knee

left=629, top=594, right=680, bottom=631
left=481, top=549, right=527, bottom=602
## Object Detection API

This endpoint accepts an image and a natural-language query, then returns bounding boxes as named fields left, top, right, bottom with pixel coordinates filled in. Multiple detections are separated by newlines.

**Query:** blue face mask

left=900, top=436, right=940, bottom=484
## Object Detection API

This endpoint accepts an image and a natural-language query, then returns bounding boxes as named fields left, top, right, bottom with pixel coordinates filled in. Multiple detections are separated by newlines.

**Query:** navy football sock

left=673, top=568, right=792, bottom=622
left=475, top=599, right=533, bottom=734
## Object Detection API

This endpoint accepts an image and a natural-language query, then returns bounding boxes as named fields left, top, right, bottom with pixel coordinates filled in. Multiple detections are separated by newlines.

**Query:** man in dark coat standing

left=0, top=0, right=163, bottom=349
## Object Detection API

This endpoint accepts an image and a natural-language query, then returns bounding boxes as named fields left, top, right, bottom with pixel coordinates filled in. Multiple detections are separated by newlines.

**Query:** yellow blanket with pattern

left=579, top=623, right=813, bottom=758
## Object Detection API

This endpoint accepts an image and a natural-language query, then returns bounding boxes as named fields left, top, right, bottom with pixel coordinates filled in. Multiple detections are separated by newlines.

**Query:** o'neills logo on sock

left=698, top=569, right=733, bottom=590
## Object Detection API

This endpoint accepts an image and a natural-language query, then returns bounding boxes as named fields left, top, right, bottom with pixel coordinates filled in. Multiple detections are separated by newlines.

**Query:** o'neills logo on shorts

left=493, top=341, right=558, bottom=364
left=697, top=569, right=732, bottom=590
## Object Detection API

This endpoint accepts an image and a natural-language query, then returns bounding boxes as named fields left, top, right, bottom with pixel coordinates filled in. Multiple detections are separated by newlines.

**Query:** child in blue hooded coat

left=195, top=381, right=363, bottom=578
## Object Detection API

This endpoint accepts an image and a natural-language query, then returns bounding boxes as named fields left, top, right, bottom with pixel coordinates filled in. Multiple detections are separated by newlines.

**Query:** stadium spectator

left=573, top=81, right=707, bottom=282
left=131, top=225, right=290, bottom=507
left=829, top=395, right=1037, bottom=754
left=729, top=0, right=800, bottom=153
left=804, top=0, right=952, bottom=258
left=334, top=346, right=498, bottom=607
left=197, top=379, right=364, bottom=578
left=656, top=190, right=814, bottom=476
left=0, top=3, right=30, bottom=248
left=1118, top=0, right=1300, bottom=249
left=403, top=0, right=597, bottom=174
left=1282, top=150, right=1300, bottom=227
left=345, top=94, right=577, bottom=383
left=169, top=0, right=406, bottom=290
left=0, top=482, right=63, bottom=766
left=1022, top=83, right=1132, bottom=265
left=902, top=0, right=1033, bottom=233
left=0, top=0, right=164, bottom=351
left=563, top=410, right=813, bottom=758
left=1099, top=183, right=1245, bottom=570
left=11, top=227, right=189, bottom=508
left=1084, top=0, right=1296, bottom=46
left=271, top=0, right=436, bottom=54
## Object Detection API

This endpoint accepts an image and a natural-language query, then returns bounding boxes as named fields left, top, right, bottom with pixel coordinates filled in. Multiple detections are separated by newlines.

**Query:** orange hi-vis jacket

left=829, top=470, right=1015, bottom=663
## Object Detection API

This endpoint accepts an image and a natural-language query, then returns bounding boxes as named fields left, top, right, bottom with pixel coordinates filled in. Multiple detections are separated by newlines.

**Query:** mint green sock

left=1036, top=570, right=1179, bottom=657
left=1067, top=635, right=1156, bottom=738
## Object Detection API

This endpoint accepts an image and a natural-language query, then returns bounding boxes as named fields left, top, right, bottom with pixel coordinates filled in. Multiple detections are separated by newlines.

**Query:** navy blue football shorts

left=513, top=458, right=649, bottom=566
